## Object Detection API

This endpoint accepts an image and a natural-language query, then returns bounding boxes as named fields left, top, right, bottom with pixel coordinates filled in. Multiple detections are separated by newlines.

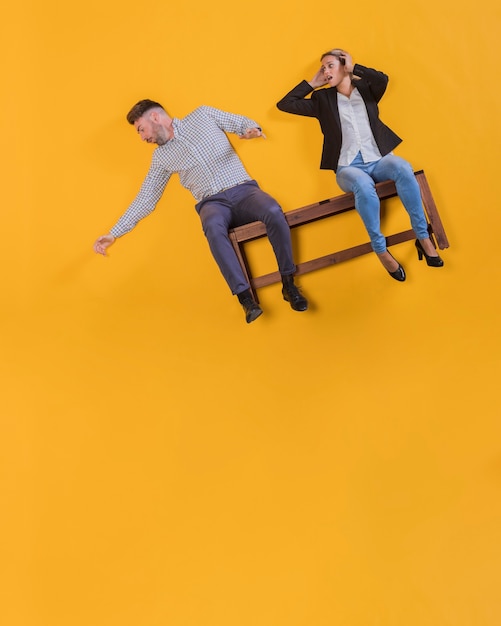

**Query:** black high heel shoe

left=385, top=251, right=406, bottom=282
left=415, top=239, right=444, bottom=267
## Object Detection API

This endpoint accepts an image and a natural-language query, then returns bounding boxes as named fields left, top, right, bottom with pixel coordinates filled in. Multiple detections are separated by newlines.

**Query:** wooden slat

left=231, top=175, right=403, bottom=243
left=251, top=230, right=416, bottom=289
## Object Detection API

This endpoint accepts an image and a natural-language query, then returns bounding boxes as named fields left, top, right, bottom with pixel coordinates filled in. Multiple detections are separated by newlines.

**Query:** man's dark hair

left=126, top=99, right=165, bottom=125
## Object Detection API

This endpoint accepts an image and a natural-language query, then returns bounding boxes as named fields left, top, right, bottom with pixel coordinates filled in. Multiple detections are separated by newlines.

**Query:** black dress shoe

left=241, top=298, right=263, bottom=323
left=281, top=281, right=309, bottom=311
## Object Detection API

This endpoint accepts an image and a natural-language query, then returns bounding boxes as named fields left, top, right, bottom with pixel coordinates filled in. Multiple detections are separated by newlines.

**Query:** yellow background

left=2, top=1, right=501, bottom=625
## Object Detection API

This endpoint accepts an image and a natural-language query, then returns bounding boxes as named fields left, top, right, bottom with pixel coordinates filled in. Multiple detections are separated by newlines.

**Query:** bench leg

left=415, top=171, right=449, bottom=250
left=228, top=230, right=259, bottom=302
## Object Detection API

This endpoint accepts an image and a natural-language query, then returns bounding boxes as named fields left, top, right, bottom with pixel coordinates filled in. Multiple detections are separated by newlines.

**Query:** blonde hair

left=320, top=48, right=346, bottom=61
left=320, top=48, right=359, bottom=79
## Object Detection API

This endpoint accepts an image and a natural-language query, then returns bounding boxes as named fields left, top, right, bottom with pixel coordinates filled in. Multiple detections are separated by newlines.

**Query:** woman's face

left=320, top=55, right=345, bottom=87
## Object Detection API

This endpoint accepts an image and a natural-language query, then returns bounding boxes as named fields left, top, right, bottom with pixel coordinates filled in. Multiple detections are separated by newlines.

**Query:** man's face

left=134, top=112, right=172, bottom=146
left=320, top=55, right=346, bottom=87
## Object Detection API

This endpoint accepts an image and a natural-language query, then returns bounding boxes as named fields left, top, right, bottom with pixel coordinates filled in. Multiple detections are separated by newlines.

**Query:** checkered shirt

left=109, top=106, right=259, bottom=237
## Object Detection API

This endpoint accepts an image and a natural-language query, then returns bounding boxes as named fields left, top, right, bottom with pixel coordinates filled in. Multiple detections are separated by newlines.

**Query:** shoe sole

left=283, top=295, right=308, bottom=311
left=247, top=307, right=263, bottom=323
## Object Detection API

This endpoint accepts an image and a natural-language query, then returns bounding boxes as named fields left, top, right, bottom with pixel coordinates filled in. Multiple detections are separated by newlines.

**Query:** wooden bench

left=228, top=170, right=449, bottom=300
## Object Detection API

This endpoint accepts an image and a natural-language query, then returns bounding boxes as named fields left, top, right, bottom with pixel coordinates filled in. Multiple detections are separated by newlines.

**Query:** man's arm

left=201, top=105, right=264, bottom=139
left=93, top=156, right=171, bottom=255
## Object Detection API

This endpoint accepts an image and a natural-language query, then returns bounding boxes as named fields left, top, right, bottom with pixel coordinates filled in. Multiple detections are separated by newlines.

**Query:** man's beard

left=153, top=123, right=169, bottom=146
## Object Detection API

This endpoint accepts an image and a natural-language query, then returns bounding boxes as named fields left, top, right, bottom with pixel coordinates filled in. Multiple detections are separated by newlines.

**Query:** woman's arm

left=352, top=64, right=390, bottom=102
left=276, top=80, right=319, bottom=117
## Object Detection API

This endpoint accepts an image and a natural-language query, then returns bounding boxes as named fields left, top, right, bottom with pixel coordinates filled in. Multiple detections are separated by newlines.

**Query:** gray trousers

left=196, top=180, right=296, bottom=295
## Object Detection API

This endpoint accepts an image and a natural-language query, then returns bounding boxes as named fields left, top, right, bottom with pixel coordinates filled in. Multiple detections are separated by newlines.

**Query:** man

left=93, top=99, right=308, bottom=323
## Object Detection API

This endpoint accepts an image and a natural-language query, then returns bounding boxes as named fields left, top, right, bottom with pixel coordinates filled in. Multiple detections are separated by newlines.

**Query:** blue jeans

left=336, top=153, right=429, bottom=253
left=196, top=180, right=296, bottom=295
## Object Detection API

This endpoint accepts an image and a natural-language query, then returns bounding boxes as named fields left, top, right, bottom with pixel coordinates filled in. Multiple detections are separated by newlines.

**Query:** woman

left=277, top=49, right=444, bottom=281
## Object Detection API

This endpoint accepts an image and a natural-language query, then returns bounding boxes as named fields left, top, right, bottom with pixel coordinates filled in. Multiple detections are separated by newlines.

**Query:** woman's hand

left=309, top=67, right=328, bottom=89
left=339, top=51, right=354, bottom=74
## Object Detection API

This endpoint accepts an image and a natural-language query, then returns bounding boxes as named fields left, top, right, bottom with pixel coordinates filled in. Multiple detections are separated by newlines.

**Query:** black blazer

left=276, top=64, right=402, bottom=172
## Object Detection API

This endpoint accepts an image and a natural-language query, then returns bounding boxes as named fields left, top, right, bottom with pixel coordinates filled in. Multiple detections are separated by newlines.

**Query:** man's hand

left=239, top=127, right=266, bottom=140
left=93, top=234, right=116, bottom=256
